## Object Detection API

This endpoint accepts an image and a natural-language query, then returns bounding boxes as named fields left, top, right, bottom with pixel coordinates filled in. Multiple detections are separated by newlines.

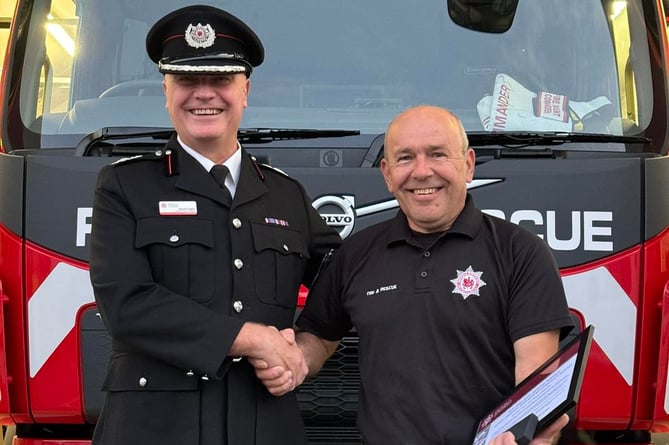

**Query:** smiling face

left=381, top=106, right=475, bottom=233
left=163, top=73, right=250, bottom=161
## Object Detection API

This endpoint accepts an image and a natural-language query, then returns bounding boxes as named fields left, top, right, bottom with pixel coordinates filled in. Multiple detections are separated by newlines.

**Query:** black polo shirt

left=297, top=195, right=573, bottom=445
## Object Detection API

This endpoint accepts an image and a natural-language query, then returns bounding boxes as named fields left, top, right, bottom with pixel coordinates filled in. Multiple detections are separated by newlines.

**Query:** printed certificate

left=472, top=325, right=594, bottom=445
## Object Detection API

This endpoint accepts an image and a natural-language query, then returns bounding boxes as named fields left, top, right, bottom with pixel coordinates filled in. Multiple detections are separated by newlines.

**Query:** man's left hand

left=490, top=414, right=569, bottom=445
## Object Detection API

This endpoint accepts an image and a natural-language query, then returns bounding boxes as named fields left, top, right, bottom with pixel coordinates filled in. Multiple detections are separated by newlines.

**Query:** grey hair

left=454, top=114, right=470, bottom=154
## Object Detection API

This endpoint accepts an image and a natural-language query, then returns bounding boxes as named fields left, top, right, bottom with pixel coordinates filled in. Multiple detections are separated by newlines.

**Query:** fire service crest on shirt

left=450, top=266, right=487, bottom=299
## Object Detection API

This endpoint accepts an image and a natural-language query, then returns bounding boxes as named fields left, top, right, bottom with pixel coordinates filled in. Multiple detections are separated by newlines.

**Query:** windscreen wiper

left=76, top=126, right=361, bottom=156
left=468, top=132, right=650, bottom=149
left=75, top=127, right=175, bottom=156
left=238, top=128, right=360, bottom=143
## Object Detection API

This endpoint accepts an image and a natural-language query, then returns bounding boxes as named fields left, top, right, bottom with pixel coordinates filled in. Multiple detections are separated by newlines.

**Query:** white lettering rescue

left=75, top=206, right=614, bottom=253
left=482, top=209, right=613, bottom=252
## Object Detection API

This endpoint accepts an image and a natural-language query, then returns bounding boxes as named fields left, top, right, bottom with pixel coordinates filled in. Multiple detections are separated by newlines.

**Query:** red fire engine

left=0, top=0, right=669, bottom=443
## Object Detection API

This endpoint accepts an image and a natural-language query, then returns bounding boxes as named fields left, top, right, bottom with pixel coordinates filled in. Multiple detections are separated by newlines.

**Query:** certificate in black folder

left=472, top=325, right=594, bottom=445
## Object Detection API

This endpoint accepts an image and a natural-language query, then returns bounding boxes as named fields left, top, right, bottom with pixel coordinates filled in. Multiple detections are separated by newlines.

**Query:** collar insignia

left=185, top=23, right=216, bottom=49
left=450, top=266, right=487, bottom=299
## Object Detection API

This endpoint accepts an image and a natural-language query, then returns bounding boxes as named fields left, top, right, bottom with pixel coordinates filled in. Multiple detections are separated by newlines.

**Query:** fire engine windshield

left=8, top=0, right=659, bottom=150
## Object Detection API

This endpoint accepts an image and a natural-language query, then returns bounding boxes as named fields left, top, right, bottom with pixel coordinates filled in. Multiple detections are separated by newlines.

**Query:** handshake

left=231, top=323, right=571, bottom=445
left=231, top=323, right=312, bottom=396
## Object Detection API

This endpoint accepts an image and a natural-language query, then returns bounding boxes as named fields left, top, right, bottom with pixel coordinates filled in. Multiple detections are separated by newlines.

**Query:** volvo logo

left=312, top=195, right=356, bottom=238
left=309, top=181, right=503, bottom=239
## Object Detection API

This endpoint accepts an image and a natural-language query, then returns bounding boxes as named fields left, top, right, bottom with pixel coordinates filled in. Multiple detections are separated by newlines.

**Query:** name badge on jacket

left=159, top=201, right=198, bottom=216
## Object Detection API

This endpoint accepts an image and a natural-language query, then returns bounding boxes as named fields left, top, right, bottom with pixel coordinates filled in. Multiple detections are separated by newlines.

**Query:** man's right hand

left=250, top=330, right=341, bottom=396
left=248, top=328, right=307, bottom=396
left=231, top=323, right=308, bottom=395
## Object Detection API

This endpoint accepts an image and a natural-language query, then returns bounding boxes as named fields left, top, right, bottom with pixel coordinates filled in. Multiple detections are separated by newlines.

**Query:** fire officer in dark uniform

left=88, top=5, right=341, bottom=445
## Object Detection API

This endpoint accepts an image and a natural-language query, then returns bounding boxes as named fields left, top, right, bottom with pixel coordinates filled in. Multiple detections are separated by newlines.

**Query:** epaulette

left=111, top=151, right=163, bottom=166
left=111, top=148, right=180, bottom=176
left=249, top=155, right=289, bottom=179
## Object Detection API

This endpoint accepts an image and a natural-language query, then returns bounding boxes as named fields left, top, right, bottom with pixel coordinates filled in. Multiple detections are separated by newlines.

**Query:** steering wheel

left=98, top=80, right=164, bottom=98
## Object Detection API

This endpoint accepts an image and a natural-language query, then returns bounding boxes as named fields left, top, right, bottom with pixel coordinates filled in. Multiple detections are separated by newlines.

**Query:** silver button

left=282, top=244, right=289, bottom=251
left=234, top=258, right=244, bottom=269
left=424, top=251, right=431, bottom=257
left=169, top=235, right=179, bottom=243
left=201, top=375, right=209, bottom=381
left=232, top=218, right=242, bottom=229
left=186, top=370, right=194, bottom=377
left=233, top=300, right=244, bottom=313
left=420, top=271, right=428, bottom=278
left=139, top=377, right=147, bottom=387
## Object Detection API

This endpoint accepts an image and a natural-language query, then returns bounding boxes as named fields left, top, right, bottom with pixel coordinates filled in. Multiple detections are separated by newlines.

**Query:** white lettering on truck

left=75, top=206, right=613, bottom=252
left=482, top=209, right=613, bottom=251
left=76, top=207, right=93, bottom=247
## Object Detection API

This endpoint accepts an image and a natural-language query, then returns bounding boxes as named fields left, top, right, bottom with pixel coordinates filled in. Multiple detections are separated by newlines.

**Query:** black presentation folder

left=471, top=325, right=594, bottom=445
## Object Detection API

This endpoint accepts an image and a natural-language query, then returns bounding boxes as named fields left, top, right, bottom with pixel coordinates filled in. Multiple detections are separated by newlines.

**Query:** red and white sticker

left=535, top=91, right=569, bottom=122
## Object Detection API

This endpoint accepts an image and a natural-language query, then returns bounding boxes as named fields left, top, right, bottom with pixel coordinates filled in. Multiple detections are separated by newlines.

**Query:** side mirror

left=447, top=0, right=519, bottom=33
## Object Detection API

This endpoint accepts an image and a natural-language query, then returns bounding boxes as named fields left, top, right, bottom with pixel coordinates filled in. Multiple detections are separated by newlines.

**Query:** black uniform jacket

left=89, top=136, right=341, bottom=445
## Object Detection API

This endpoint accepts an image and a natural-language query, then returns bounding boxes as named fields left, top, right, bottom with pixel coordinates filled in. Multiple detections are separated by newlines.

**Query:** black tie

left=210, top=164, right=233, bottom=204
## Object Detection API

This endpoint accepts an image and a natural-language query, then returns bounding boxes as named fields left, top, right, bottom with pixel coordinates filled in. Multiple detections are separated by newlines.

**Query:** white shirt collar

left=178, top=136, right=242, bottom=197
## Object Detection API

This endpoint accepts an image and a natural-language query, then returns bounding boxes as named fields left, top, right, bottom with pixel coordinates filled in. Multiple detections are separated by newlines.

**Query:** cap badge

left=184, top=23, right=216, bottom=49
left=450, top=265, right=487, bottom=300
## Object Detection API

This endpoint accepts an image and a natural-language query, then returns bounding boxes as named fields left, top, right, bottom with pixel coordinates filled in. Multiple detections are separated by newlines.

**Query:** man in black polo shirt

left=253, top=105, right=574, bottom=445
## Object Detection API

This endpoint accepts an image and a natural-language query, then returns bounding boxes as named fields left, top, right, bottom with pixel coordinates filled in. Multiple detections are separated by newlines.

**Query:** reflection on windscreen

left=21, top=0, right=652, bottom=142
